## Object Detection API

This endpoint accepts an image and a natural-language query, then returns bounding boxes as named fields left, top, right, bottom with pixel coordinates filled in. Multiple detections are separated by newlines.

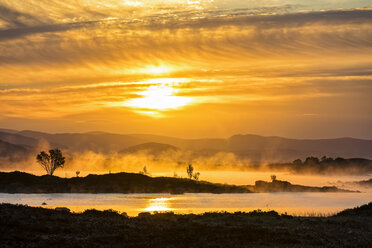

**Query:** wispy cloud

left=0, top=1, right=371, bottom=137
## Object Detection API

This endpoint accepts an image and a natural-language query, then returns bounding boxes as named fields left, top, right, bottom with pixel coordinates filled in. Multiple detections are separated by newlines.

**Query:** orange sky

left=0, top=1, right=371, bottom=138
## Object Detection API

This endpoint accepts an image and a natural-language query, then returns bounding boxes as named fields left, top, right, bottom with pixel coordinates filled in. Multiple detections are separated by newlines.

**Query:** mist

left=1, top=147, right=371, bottom=192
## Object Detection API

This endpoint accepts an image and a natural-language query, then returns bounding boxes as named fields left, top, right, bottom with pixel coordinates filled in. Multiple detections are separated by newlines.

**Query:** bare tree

left=186, top=163, right=194, bottom=179
left=186, top=164, right=200, bottom=180
left=193, top=172, right=200, bottom=181
left=36, top=149, right=65, bottom=176
left=270, top=174, right=277, bottom=182
left=139, top=166, right=149, bottom=175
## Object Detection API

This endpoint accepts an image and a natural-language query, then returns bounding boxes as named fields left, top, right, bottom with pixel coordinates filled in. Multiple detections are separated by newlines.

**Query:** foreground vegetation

left=0, top=203, right=371, bottom=247
left=0, top=171, right=355, bottom=194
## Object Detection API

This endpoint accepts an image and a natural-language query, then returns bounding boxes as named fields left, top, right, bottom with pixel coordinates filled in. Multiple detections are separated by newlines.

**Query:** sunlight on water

left=1, top=192, right=370, bottom=217
left=144, top=197, right=173, bottom=212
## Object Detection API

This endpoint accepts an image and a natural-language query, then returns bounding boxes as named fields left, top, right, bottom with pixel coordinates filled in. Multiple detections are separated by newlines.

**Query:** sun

left=126, top=85, right=190, bottom=110
left=123, top=78, right=193, bottom=116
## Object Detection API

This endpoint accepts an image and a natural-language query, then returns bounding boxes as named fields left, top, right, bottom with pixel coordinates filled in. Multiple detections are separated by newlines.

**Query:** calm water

left=1, top=192, right=371, bottom=216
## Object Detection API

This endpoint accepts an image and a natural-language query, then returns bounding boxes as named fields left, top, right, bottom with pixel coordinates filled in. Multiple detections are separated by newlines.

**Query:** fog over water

left=3, top=148, right=371, bottom=188
left=2, top=148, right=371, bottom=216
left=2, top=158, right=371, bottom=216
left=8, top=167, right=371, bottom=189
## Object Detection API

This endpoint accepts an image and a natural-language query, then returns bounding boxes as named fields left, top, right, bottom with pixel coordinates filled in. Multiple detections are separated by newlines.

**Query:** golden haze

left=0, top=1, right=371, bottom=138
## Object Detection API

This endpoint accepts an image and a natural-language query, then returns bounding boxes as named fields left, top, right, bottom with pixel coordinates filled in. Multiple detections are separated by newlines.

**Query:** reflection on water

left=0, top=192, right=371, bottom=217
left=144, top=197, right=173, bottom=212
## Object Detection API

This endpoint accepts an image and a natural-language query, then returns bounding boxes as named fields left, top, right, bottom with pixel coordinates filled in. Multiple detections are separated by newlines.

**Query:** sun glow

left=140, top=65, right=172, bottom=75
left=123, top=78, right=193, bottom=116
left=124, top=1, right=142, bottom=7
left=144, top=197, right=172, bottom=212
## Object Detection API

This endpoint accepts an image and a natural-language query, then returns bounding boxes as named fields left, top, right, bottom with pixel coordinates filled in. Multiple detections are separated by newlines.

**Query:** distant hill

left=0, top=128, right=371, bottom=162
left=0, top=131, right=41, bottom=147
left=17, top=130, right=145, bottom=153
left=124, top=134, right=372, bottom=161
left=353, top=178, right=372, bottom=188
left=226, top=134, right=372, bottom=161
left=119, top=142, right=179, bottom=155
left=268, top=157, right=372, bottom=175
left=0, top=128, right=19, bottom=134
left=128, top=134, right=227, bottom=151
left=0, top=140, right=31, bottom=162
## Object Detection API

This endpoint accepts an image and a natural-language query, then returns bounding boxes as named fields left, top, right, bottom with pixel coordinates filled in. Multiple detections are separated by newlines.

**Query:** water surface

left=1, top=192, right=370, bottom=216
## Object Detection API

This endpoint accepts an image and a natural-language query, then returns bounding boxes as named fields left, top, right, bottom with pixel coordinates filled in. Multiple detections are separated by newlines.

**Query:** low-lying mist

left=1, top=148, right=371, bottom=191
left=1, top=149, right=252, bottom=176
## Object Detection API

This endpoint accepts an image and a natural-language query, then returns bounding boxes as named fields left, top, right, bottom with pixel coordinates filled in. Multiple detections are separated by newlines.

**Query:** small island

left=0, top=171, right=356, bottom=194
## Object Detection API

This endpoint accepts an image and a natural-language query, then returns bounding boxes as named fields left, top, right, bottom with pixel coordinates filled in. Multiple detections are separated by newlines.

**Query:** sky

left=0, top=0, right=371, bottom=139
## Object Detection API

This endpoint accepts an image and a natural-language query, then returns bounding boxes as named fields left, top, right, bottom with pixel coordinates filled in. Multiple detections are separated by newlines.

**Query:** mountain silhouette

left=0, top=139, right=31, bottom=161
left=0, top=129, right=371, bottom=162
left=119, top=142, right=179, bottom=155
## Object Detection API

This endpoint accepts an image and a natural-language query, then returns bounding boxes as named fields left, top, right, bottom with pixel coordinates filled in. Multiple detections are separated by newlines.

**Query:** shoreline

left=0, top=171, right=357, bottom=194
left=1, top=191, right=370, bottom=217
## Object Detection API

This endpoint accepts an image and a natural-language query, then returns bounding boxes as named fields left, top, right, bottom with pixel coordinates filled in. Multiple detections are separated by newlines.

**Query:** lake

left=1, top=192, right=371, bottom=216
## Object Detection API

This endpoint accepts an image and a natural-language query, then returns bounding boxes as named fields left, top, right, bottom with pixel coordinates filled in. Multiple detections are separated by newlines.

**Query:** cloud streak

left=0, top=1, right=371, bottom=138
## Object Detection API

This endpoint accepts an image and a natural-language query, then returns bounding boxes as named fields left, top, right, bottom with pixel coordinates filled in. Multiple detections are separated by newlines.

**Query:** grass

left=0, top=202, right=371, bottom=247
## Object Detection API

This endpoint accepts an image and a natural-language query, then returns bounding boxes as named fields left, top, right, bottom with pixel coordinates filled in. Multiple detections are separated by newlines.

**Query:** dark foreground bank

left=0, top=171, right=355, bottom=194
left=0, top=203, right=371, bottom=248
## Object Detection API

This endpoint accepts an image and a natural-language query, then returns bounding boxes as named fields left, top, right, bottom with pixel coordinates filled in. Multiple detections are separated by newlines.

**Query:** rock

left=55, top=207, right=71, bottom=213
left=138, top=212, right=152, bottom=219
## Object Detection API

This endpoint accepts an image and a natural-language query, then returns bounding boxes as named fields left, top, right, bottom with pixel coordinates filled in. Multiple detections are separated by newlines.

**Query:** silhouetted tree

left=321, top=156, right=334, bottom=163
left=293, top=159, right=302, bottom=165
left=139, top=166, right=149, bottom=175
left=186, top=164, right=194, bottom=179
left=36, top=149, right=65, bottom=176
left=193, top=172, right=200, bottom=181
left=76, top=171, right=80, bottom=177
left=270, top=174, right=277, bottom=182
left=335, top=157, right=346, bottom=163
left=304, top=156, right=320, bottom=165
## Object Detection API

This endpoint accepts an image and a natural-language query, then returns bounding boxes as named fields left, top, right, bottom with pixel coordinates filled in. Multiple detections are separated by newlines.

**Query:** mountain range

left=1, top=128, right=372, bottom=163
